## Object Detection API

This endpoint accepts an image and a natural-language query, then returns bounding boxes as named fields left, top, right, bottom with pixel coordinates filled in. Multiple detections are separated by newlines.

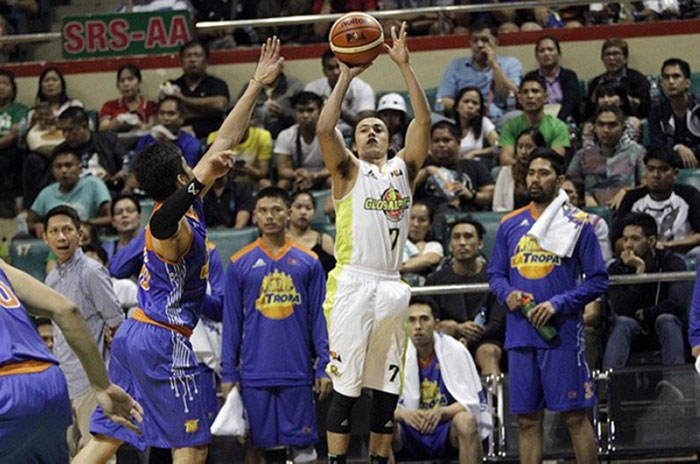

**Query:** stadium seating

left=677, top=169, right=700, bottom=191
left=311, top=189, right=332, bottom=226
left=208, top=227, right=259, bottom=262
left=442, top=211, right=508, bottom=261
left=10, top=239, right=50, bottom=282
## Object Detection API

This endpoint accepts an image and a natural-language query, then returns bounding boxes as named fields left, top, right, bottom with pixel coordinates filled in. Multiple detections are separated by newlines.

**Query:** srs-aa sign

left=62, top=11, right=193, bottom=59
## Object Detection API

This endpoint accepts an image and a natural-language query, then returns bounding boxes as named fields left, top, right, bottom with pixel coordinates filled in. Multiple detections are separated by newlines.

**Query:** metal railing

left=0, top=0, right=620, bottom=44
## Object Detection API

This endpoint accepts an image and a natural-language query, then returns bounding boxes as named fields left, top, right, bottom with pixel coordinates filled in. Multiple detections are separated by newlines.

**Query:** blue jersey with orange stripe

left=137, top=205, right=209, bottom=330
left=221, top=238, right=329, bottom=387
left=487, top=203, right=608, bottom=351
left=0, top=267, right=57, bottom=368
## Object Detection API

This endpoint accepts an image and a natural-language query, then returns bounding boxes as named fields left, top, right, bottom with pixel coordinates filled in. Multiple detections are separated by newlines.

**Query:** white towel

left=399, top=332, right=493, bottom=440
left=527, top=189, right=587, bottom=258
left=210, top=388, right=247, bottom=436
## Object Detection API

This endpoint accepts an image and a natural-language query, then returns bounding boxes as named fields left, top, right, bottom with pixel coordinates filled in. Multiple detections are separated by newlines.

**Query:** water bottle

left=122, top=151, right=133, bottom=174
left=648, top=76, right=661, bottom=102
left=474, top=307, right=488, bottom=326
left=520, top=296, right=558, bottom=341
left=16, top=211, right=28, bottom=235
left=506, top=90, right=517, bottom=112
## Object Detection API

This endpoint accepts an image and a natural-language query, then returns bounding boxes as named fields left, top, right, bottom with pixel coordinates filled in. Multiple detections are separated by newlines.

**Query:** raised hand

left=253, top=36, right=285, bottom=86
left=338, top=59, right=370, bottom=79
left=383, top=22, right=409, bottom=65
left=95, top=384, right=144, bottom=434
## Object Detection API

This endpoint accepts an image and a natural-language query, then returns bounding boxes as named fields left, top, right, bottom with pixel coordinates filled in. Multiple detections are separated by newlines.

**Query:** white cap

left=377, top=93, right=407, bottom=114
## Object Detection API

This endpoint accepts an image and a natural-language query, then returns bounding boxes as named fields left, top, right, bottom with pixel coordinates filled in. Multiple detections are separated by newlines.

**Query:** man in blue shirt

left=487, top=148, right=608, bottom=464
left=436, top=21, right=522, bottom=122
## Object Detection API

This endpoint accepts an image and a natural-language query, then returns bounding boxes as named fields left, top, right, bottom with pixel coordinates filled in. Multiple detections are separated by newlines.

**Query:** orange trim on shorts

left=0, top=359, right=53, bottom=377
left=132, top=308, right=193, bottom=338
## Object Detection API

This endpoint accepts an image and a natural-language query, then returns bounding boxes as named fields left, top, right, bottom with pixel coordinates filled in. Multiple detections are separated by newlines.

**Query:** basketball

left=329, top=12, right=384, bottom=66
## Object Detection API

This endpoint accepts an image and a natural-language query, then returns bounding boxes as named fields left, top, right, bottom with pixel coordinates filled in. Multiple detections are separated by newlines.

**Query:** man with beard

left=487, top=148, right=608, bottom=464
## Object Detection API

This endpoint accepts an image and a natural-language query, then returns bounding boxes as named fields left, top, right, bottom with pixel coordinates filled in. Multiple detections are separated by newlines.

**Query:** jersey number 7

left=389, top=228, right=399, bottom=251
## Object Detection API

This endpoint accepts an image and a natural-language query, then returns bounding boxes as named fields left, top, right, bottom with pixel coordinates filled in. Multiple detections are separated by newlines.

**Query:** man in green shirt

left=0, top=70, right=28, bottom=193
left=499, top=75, right=570, bottom=165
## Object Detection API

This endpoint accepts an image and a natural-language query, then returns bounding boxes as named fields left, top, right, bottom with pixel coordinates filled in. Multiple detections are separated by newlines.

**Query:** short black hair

left=412, top=199, right=434, bottom=223
left=180, top=39, right=209, bottom=59
left=291, top=91, right=324, bottom=109
left=50, top=144, right=80, bottom=165
left=644, top=144, right=681, bottom=169
left=516, top=127, right=546, bottom=148
left=157, top=95, right=185, bottom=114
left=322, top=49, right=336, bottom=67
left=37, top=67, right=68, bottom=105
left=469, top=20, right=498, bottom=38
left=111, top=193, right=142, bottom=216
left=527, top=147, right=565, bottom=176
left=520, top=74, right=546, bottom=92
left=132, top=142, right=186, bottom=202
left=430, top=120, right=460, bottom=141
left=0, top=69, right=17, bottom=101
left=595, top=104, right=625, bottom=124
left=255, top=186, right=291, bottom=208
left=44, top=204, right=81, bottom=229
left=117, top=64, right=142, bottom=85
left=409, top=295, right=440, bottom=319
left=621, top=212, right=658, bottom=239
left=57, top=106, right=89, bottom=125
left=449, top=217, right=485, bottom=240
left=536, top=35, right=561, bottom=54
left=82, top=243, right=108, bottom=266
left=290, top=189, right=316, bottom=209
left=563, top=175, right=585, bottom=207
left=594, top=80, right=632, bottom=115
left=661, top=58, right=691, bottom=79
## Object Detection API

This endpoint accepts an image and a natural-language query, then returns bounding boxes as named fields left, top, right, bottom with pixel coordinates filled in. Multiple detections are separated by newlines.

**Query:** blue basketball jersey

left=418, top=354, right=455, bottom=410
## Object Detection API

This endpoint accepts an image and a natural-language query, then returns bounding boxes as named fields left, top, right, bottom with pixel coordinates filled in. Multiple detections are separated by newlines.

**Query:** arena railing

left=0, top=0, right=622, bottom=45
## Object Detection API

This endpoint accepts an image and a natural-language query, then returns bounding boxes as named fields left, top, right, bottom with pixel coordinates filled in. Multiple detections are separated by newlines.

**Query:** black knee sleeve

left=369, top=390, right=399, bottom=435
left=326, top=391, right=357, bottom=434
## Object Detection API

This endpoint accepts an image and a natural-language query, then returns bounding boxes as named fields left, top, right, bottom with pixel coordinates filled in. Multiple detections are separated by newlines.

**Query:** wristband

left=186, top=177, right=205, bottom=197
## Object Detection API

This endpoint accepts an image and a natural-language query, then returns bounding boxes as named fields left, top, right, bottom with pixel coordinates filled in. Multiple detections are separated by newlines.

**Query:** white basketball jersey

left=334, top=157, right=412, bottom=272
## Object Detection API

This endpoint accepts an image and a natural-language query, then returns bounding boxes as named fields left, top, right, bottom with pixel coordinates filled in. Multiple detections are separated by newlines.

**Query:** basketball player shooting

left=317, top=22, right=432, bottom=464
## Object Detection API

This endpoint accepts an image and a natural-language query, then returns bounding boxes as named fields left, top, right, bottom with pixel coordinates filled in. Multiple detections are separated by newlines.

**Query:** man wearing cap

left=612, top=144, right=700, bottom=257
left=377, top=93, right=409, bottom=153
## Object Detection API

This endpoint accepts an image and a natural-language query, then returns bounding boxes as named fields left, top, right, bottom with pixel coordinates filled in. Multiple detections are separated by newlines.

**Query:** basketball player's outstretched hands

left=253, top=36, right=284, bottom=86
left=384, top=21, right=409, bottom=65
left=96, top=383, right=145, bottom=434
left=338, top=59, right=370, bottom=79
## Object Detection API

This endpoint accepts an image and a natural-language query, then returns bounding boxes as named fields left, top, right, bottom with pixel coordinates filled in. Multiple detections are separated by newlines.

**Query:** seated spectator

left=236, top=65, right=304, bottom=139
left=382, top=1, right=456, bottom=36
left=492, top=128, right=545, bottom=212
left=393, top=296, right=487, bottom=463
left=377, top=92, right=409, bottom=154
left=275, top=91, right=331, bottom=191
left=102, top=193, right=142, bottom=263
left=425, top=219, right=505, bottom=375
left=649, top=57, right=700, bottom=169
left=117, top=0, right=192, bottom=12
left=134, top=96, right=201, bottom=166
left=415, top=121, right=495, bottom=233
left=56, top=107, right=127, bottom=184
left=524, top=35, right=582, bottom=123
left=603, top=212, right=689, bottom=369
left=34, top=317, right=54, bottom=352
left=202, top=171, right=254, bottom=229
left=401, top=201, right=444, bottom=286
left=168, top=40, right=230, bottom=138
left=436, top=21, right=521, bottom=122
left=452, top=86, right=498, bottom=162
left=499, top=74, right=570, bottom=165
left=27, top=146, right=111, bottom=237
left=561, top=176, right=612, bottom=262
left=99, top=64, right=157, bottom=134
left=613, top=145, right=700, bottom=256
left=567, top=106, right=646, bottom=208
left=286, top=190, right=335, bottom=275
left=304, top=49, right=375, bottom=136
left=207, top=123, right=272, bottom=191
left=582, top=80, right=641, bottom=147
left=27, top=67, right=83, bottom=129
left=82, top=243, right=138, bottom=317
left=585, top=38, right=651, bottom=119
left=0, top=69, right=27, bottom=198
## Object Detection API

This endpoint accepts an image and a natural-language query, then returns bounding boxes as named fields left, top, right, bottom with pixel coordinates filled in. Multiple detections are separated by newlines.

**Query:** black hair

left=516, top=127, right=546, bottom=149
left=411, top=199, right=434, bottom=224
left=644, top=144, right=682, bottom=169
left=321, top=49, right=336, bottom=67
left=132, top=142, right=187, bottom=202
left=44, top=204, right=81, bottom=229
left=527, top=147, right=565, bottom=176
left=256, top=186, right=291, bottom=208
left=661, top=58, right=691, bottom=80
left=117, top=63, right=142, bottom=85
left=291, top=91, right=324, bottom=109
left=594, top=80, right=632, bottom=116
left=36, top=67, right=68, bottom=105
left=562, top=175, right=585, bottom=207
left=33, top=317, right=52, bottom=327
left=82, top=243, right=108, bottom=266
left=621, top=212, right=658, bottom=238
left=535, top=35, right=561, bottom=54
left=57, top=106, right=89, bottom=125
left=180, top=39, right=209, bottom=59
left=111, top=193, right=142, bottom=216
left=50, top=144, right=80, bottom=165
left=520, top=74, right=546, bottom=92
left=0, top=69, right=17, bottom=101
left=157, top=95, right=185, bottom=114
left=595, top=104, right=625, bottom=124
left=409, top=295, right=440, bottom=319
left=430, top=120, right=461, bottom=141
left=452, top=86, right=485, bottom=142
left=469, top=20, right=498, bottom=38
left=291, top=189, right=316, bottom=209
left=449, top=217, right=486, bottom=240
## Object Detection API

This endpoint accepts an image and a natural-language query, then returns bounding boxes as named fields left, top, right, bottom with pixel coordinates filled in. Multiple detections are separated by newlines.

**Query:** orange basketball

left=329, top=12, right=384, bottom=66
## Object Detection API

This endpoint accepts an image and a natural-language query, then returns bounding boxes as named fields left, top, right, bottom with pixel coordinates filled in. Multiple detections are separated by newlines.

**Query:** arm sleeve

left=558, top=70, right=582, bottom=123
left=108, top=232, right=145, bottom=279
left=635, top=146, right=647, bottom=182
left=632, top=72, right=651, bottom=118
left=642, top=254, right=690, bottom=321
left=200, top=245, right=225, bottom=322
left=550, top=120, right=571, bottom=148
left=504, top=58, right=523, bottom=87
left=93, top=179, right=112, bottom=212
left=257, top=129, right=273, bottom=161
left=499, top=121, right=517, bottom=148
left=566, top=151, right=582, bottom=179
left=486, top=224, right=517, bottom=305
left=183, top=137, right=202, bottom=167
left=86, top=265, right=125, bottom=327
left=309, top=259, right=330, bottom=378
left=689, top=268, right=700, bottom=348
left=221, top=263, right=243, bottom=383
left=273, top=128, right=294, bottom=156
left=437, top=59, right=460, bottom=99
left=548, top=223, right=609, bottom=315
left=30, top=190, right=47, bottom=217
left=212, top=77, right=231, bottom=100
left=647, top=103, right=667, bottom=148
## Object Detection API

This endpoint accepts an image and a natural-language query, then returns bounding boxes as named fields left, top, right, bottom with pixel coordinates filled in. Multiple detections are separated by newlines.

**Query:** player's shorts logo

left=184, top=419, right=199, bottom=433
left=255, top=269, right=302, bottom=320
left=510, top=236, right=561, bottom=279
left=363, top=186, right=410, bottom=223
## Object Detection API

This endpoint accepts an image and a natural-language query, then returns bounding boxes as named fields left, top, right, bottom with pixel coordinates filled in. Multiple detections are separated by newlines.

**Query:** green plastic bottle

left=520, top=296, right=558, bottom=341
